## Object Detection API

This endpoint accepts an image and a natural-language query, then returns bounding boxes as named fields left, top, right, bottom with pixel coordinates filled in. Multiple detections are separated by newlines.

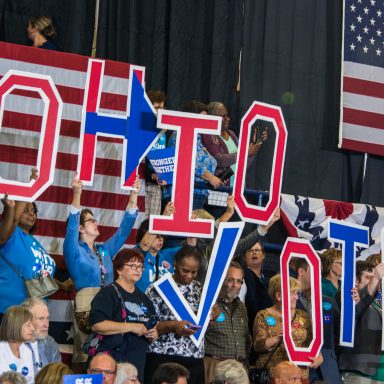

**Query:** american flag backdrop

left=280, top=193, right=384, bottom=259
left=0, top=42, right=147, bottom=362
left=340, top=0, right=384, bottom=156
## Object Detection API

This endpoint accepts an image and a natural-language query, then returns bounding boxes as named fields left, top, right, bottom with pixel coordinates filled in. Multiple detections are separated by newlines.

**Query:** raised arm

left=0, top=197, right=16, bottom=244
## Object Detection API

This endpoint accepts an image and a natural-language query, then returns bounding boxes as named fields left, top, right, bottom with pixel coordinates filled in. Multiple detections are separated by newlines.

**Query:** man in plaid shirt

left=204, top=261, right=252, bottom=383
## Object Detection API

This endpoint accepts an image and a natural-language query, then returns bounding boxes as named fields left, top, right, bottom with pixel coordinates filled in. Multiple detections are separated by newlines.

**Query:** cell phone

left=185, top=324, right=202, bottom=330
left=217, top=168, right=234, bottom=182
left=145, top=316, right=158, bottom=330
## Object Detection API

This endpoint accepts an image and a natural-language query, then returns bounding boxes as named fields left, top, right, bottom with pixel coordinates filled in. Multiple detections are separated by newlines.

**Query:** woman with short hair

left=253, top=274, right=323, bottom=382
left=144, top=246, right=206, bottom=384
left=0, top=306, right=35, bottom=383
left=115, top=362, right=140, bottom=384
left=89, top=248, right=157, bottom=383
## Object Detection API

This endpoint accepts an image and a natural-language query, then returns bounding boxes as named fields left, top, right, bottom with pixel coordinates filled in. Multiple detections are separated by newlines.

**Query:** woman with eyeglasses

left=89, top=248, right=157, bottom=384
left=202, top=102, right=267, bottom=187
left=320, top=248, right=343, bottom=298
left=63, top=175, right=141, bottom=367
left=0, top=169, right=56, bottom=317
left=144, top=246, right=206, bottom=384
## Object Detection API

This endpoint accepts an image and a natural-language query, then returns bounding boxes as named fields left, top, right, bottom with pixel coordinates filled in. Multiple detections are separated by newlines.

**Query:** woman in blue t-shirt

left=0, top=197, right=56, bottom=315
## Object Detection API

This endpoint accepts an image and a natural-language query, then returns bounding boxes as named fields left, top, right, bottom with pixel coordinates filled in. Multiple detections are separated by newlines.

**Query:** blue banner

left=146, top=147, right=175, bottom=184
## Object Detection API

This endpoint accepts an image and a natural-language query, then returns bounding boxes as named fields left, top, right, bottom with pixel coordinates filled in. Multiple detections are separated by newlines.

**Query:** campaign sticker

left=323, top=314, right=332, bottom=323
left=265, top=316, right=277, bottom=326
left=141, top=304, right=148, bottom=312
left=21, top=367, right=29, bottom=376
left=322, top=301, right=332, bottom=311
left=9, top=363, right=17, bottom=372
left=216, top=312, right=225, bottom=322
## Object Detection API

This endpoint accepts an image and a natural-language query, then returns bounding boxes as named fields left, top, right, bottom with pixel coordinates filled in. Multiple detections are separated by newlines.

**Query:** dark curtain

left=0, top=0, right=95, bottom=55
left=96, top=0, right=243, bottom=114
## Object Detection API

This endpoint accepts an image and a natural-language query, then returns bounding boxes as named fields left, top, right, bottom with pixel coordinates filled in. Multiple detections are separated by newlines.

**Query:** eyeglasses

left=89, top=368, right=116, bottom=376
left=247, top=249, right=263, bottom=254
left=225, top=278, right=244, bottom=285
left=83, top=218, right=97, bottom=224
left=124, top=263, right=145, bottom=271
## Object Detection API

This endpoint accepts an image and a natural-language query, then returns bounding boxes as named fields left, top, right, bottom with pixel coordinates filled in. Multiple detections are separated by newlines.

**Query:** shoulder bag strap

left=111, top=283, right=127, bottom=320
left=0, top=250, right=24, bottom=279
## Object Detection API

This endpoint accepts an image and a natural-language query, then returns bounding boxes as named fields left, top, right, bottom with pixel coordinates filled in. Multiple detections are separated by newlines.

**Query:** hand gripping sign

left=0, top=70, right=62, bottom=201
left=77, top=59, right=162, bottom=189
left=153, top=221, right=244, bottom=347
left=233, top=101, right=287, bottom=225
left=328, top=219, right=369, bottom=347
left=280, top=238, right=323, bottom=365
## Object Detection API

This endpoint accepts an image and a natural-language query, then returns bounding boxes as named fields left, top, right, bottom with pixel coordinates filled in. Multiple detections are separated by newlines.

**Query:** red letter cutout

left=0, top=70, right=62, bottom=202
left=280, top=238, right=323, bottom=365
left=150, top=110, right=221, bottom=237
left=234, top=101, right=287, bottom=224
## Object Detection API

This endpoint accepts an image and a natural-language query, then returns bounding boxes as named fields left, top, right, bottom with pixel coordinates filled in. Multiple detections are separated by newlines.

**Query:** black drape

left=0, top=0, right=95, bottom=55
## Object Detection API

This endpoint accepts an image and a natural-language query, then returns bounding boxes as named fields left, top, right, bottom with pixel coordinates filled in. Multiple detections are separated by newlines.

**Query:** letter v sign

left=153, top=222, right=244, bottom=347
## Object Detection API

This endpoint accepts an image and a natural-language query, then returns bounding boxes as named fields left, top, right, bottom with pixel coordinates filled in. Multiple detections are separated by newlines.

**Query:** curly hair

left=320, top=248, right=342, bottom=277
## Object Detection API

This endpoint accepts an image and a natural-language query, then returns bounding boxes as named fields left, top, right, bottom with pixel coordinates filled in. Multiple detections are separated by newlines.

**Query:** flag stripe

left=344, top=76, right=384, bottom=99
left=343, top=108, right=384, bottom=130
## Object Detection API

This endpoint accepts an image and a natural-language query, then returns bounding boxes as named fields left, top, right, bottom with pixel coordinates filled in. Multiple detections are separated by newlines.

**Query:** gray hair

left=114, top=363, right=138, bottom=384
left=21, top=297, right=48, bottom=310
left=213, top=359, right=250, bottom=384
left=207, top=101, right=225, bottom=116
left=0, top=371, right=27, bottom=384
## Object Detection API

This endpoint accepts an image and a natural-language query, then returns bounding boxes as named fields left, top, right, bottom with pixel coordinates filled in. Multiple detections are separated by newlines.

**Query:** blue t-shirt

left=0, top=227, right=56, bottom=313
left=135, top=246, right=180, bottom=292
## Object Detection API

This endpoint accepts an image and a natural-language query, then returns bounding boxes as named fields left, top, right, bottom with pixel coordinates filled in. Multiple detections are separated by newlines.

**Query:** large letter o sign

left=0, top=70, right=62, bottom=201
left=233, top=101, right=287, bottom=224
left=280, top=238, right=323, bottom=365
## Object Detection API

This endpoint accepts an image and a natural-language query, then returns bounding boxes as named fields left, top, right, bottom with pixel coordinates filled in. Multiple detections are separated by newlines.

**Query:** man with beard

left=21, top=298, right=61, bottom=374
left=204, top=262, right=251, bottom=384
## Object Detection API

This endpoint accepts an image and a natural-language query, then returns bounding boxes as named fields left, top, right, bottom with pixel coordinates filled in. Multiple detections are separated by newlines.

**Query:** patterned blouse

left=253, top=308, right=312, bottom=378
left=146, top=279, right=204, bottom=358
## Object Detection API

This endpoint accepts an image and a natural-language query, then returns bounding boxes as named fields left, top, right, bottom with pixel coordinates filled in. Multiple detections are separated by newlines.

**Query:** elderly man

left=21, top=297, right=61, bottom=374
left=204, top=262, right=251, bottom=384
left=274, top=361, right=303, bottom=384
left=87, top=353, right=117, bottom=384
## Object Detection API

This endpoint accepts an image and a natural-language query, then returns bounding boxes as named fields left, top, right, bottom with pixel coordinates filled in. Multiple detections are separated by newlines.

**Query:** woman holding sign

left=63, top=175, right=141, bottom=367
left=144, top=246, right=206, bottom=384
left=253, top=274, right=323, bottom=382
left=0, top=193, right=56, bottom=317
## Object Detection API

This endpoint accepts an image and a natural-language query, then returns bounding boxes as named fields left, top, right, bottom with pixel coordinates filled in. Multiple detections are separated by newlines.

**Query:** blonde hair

left=34, top=363, right=73, bottom=384
left=268, top=274, right=301, bottom=303
left=213, top=359, right=250, bottom=384
left=0, top=371, right=26, bottom=384
left=0, top=306, right=33, bottom=342
left=29, top=16, right=56, bottom=39
left=321, top=248, right=342, bottom=277
left=192, top=209, right=214, bottom=220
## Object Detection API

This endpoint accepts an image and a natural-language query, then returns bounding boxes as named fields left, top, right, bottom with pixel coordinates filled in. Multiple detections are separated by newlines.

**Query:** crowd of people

left=0, top=15, right=384, bottom=384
